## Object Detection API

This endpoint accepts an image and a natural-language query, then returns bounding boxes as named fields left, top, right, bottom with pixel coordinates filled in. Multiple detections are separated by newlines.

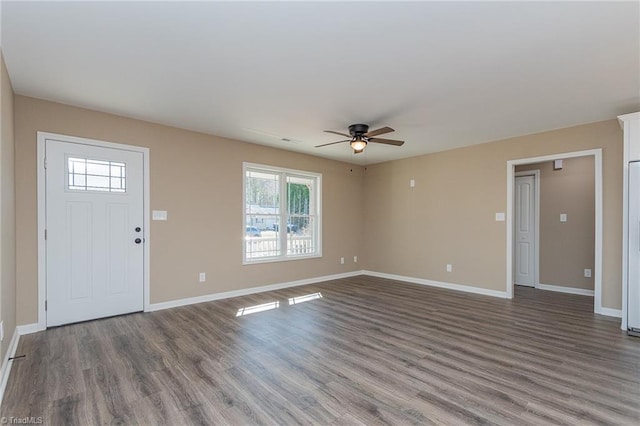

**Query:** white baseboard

left=146, top=270, right=365, bottom=312
left=598, top=307, right=622, bottom=318
left=362, top=270, right=509, bottom=299
left=0, top=329, right=20, bottom=408
left=16, top=323, right=44, bottom=335
left=0, top=324, right=48, bottom=407
left=537, top=283, right=595, bottom=296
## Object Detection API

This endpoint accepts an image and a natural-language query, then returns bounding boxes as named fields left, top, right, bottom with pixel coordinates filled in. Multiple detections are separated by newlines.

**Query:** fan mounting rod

left=348, top=124, right=369, bottom=136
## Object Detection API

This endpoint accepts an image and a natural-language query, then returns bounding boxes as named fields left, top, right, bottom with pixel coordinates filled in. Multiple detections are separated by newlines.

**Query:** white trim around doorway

left=36, top=132, right=151, bottom=331
left=506, top=149, right=603, bottom=315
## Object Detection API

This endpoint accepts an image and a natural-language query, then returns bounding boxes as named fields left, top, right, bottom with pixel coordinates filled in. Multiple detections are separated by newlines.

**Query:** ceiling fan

left=315, top=124, right=405, bottom=154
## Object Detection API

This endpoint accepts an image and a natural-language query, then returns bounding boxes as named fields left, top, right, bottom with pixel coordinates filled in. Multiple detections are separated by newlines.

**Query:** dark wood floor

left=2, top=276, right=639, bottom=425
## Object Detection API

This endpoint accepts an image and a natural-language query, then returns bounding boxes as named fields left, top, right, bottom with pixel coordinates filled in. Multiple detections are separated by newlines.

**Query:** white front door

left=46, top=139, right=144, bottom=326
left=515, top=175, right=536, bottom=287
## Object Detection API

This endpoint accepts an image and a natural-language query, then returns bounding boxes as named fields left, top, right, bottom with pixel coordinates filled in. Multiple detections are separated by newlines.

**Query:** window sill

left=243, top=253, right=322, bottom=266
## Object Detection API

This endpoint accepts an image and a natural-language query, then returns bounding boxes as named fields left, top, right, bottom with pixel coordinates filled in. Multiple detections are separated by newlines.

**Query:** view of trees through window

left=287, top=177, right=311, bottom=232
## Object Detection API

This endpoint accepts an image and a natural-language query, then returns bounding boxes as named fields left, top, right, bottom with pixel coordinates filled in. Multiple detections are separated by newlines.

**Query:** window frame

left=243, top=162, right=322, bottom=265
left=66, top=155, right=128, bottom=194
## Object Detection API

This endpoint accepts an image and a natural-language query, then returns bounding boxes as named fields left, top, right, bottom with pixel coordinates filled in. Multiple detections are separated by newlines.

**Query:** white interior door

left=46, top=139, right=144, bottom=326
left=515, top=175, right=536, bottom=287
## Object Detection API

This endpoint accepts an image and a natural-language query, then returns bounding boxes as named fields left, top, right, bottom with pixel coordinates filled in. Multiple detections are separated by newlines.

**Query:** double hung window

left=243, top=163, right=321, bottom=263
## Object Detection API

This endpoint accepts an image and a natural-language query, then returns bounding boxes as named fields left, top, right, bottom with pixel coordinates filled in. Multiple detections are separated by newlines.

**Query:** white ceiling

left=2, top=1, right=639, bottom=165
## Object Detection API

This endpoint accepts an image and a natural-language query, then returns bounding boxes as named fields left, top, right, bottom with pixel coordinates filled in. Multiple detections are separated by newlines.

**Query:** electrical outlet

left=446, top=264, right=453, bottom=272
left=353, top=256, right=358, bottom=263
left=560, top=213, right=567, bottom=222
left=409, top=179, right=415, bottom=188
left=340, top=257, right=344, bottom=265
left=584, top=269, right=592, bottom=278
left=199, top=272, right=206, bottom=282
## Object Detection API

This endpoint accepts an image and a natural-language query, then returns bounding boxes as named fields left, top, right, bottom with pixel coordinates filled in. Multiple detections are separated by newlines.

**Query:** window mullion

left=280, top=172, right=287, bottom=258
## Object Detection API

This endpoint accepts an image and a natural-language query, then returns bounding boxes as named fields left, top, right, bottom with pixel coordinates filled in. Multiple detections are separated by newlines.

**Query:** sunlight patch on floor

left=236, top=301, right=280, bottom=317
left=288, top=292, right=323, bottom=305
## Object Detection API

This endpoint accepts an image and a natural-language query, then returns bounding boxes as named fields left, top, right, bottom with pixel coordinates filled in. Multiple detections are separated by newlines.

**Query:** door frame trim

left=506, top=149, right=603, bottom=314
left=514, top=170, right=540, bottom=289
left=36, top=132, right=150, bottom=331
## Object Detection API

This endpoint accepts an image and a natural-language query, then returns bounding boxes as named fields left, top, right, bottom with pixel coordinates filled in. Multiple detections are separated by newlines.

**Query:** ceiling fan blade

left=368, top=138, right=405, bottom=146
left=324, top=130, right=351, bottom=138
left=315, top=139, right=350, bottom=148
left=365, top=126, right=394, bottom=137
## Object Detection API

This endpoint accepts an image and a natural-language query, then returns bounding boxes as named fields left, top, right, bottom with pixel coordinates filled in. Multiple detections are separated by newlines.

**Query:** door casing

left=37, top=132, right=150, bottom=331
left=506, top=149, right=603, bottom=316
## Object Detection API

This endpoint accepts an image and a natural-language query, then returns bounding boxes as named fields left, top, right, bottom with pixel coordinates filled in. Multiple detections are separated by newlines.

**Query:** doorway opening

left=506, top=149, right=603, bottom=314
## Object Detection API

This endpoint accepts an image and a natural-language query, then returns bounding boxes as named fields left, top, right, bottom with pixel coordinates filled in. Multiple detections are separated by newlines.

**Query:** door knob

left=135, top=238, right=142, bottom=244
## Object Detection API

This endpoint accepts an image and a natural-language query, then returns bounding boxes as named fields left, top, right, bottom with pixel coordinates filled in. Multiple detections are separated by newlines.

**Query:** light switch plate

left=152, top=210, right=168, bottom=221
left=584, top=269, right=592, bottom=278
left=560, top=213, right=567, bottom=222
left=199, top=272, right=206, bottom=282
left=495, top=212, right=505, bottom=221
left=409, top=179, right=415, bottom=188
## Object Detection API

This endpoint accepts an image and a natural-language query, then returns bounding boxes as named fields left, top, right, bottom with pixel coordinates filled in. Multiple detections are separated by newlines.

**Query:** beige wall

left=363, top=120, right=622, bottom=309
left=1, top=53, right=17, bottom=359
left=12, top=95, right=625, bottom=326
left=14, top=96, right=365, bottom=325
left=516, top=157, right=595, bottom=290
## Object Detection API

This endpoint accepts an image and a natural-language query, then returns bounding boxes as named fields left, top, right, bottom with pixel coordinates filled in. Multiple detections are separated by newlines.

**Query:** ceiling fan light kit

left=316, top=123, right=405, bottom=154
left=350, top=136, right=367, bottom=152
